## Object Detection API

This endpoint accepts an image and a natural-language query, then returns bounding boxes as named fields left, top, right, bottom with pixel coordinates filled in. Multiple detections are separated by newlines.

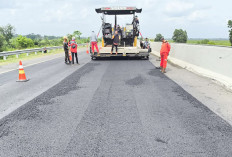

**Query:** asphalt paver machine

left=91, top=6, right=150, bottom=59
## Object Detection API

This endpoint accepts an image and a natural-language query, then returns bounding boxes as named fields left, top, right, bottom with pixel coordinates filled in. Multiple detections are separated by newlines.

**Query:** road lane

left=0, top=59, right=232, bottom=156
left=0, top=50, right=91, bottom=119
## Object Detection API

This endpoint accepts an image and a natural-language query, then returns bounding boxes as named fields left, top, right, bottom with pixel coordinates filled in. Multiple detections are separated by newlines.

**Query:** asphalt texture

left=0, top=50, right=89, bottom=119
left=0, top=58, right=232, bottom=156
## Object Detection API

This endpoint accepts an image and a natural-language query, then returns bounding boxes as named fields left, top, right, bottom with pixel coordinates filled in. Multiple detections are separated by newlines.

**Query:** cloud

left=0, top=1, right=16, bottom=9
left=0, top=0, right=231, bottom=38
left=163, top=0, right=210, bottom=23
left=164, top=0, right=195, bottom=17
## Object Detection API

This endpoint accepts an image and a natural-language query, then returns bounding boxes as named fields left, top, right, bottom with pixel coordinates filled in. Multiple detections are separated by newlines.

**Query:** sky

left=0, top=0, right=231, bottom=39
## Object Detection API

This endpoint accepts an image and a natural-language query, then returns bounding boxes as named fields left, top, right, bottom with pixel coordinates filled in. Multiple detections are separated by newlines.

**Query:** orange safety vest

left=160, top=42, right=171, bottom=55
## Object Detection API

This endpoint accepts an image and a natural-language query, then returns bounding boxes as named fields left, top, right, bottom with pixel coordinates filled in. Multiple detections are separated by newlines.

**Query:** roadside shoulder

left=149, top=53, right=232, bottom=126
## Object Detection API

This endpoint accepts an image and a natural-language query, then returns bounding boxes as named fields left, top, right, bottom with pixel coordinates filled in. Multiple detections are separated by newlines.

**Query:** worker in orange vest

left=70, top=37, right=79, bottom=64
left=160, top=37, right=171, bottom=73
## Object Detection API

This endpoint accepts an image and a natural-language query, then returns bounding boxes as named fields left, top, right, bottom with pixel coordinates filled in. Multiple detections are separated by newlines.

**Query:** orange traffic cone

left=17, top=61, right=29, bottom=82
left=86, top=43, right=89, bottom=54
left=69, top=49, right=72, bottom=61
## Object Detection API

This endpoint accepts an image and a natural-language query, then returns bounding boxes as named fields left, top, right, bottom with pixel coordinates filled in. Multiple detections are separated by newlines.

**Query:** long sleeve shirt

left=91, top=33, right=98, bottom=42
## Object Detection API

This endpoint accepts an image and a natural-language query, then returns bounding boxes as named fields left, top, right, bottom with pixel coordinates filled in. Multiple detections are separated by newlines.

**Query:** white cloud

left=164, top=0, right=195, bottom=17
left=163, top=0, right=210, bottom=23
left=0, top=0, right=231, bottom=38
left=187, top=10, right=206, bottom=22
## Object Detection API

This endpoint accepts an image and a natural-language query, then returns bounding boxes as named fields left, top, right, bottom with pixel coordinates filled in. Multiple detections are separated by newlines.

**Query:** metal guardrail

left=0, top=44, right=87, bottom=60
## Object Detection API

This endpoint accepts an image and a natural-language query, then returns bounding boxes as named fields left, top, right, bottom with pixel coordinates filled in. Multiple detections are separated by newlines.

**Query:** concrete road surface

left=0, top=54, right=232, bottom=156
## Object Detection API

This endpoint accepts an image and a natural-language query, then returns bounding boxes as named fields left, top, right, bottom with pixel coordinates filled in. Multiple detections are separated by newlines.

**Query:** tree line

left=154, top=20, right=232, bottom=46
left=0, top=24, right=90, bottom=52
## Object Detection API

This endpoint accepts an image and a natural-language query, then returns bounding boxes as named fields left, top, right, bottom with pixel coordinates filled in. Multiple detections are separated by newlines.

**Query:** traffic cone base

left=17, top=79, right=29, bottom=82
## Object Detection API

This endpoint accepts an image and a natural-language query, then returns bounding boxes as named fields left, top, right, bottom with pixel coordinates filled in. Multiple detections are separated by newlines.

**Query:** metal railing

left=0, top=44, right=87, bottom=60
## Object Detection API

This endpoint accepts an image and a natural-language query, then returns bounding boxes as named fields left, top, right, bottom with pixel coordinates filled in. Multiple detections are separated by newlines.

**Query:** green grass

left=166, top=39, right=231, bottom=46
left=187, top=40, right=231, bottom=46
left=0, top=49, right=64, bottom=66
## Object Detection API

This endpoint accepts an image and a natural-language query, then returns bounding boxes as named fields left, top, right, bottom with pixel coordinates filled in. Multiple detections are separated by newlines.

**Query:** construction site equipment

left=91, top=6, right=150, bottom=59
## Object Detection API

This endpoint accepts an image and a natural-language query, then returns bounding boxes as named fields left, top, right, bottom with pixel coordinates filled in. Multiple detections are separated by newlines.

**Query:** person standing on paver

left=63, top=36, right=71, bottom=64
left=70, top=37, right=79, bottom=64
left=160, top=37, right=171, bottom=73
left=111, top=31, right=120, bottom=55
left=91, top=31, right=99, bottom=54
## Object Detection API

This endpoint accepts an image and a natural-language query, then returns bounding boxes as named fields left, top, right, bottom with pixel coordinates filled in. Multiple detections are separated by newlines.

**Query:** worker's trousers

left=65, top=50, right=70, bottom=63
left=160, top=53, right=168, bottom=68
left=71, top=52, right=78, bottom=64
left=91, top=42, right=99, bottom=53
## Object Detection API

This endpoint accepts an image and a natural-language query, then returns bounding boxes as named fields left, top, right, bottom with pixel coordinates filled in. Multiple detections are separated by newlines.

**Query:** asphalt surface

left=0, top=57, right=232, bottom=156
left=0, top=50, right=89, bottom=119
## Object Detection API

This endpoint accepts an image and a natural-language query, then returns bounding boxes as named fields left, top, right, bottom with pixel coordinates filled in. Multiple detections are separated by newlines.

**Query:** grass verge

left=167, top=39, right=231, bottom=46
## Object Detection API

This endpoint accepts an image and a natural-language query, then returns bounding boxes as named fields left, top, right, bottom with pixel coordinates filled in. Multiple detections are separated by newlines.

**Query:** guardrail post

left=27, top=53, right=29, bottom=56
left=35, top=51, right=37, bottom=55
left=16, top=54, right=19, bottom=58
left=3, top=56, right=7, bottom=60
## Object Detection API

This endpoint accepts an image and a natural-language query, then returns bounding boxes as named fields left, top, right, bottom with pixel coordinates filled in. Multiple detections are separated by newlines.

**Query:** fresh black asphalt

left=0, top=59, right=232, bottom=156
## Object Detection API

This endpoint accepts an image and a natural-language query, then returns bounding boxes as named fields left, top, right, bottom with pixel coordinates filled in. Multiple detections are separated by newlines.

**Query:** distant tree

left=0, top=24, right=15, bottom=44
left=67, top=34, right=72, bottom=41
left=15, top=35, right=34, bottom=49
left=0, top=34, right=6, bottom=51
left=73, top=30, right=82, bottom=39
left=38, top=40, right=47, bottom=47
left=33, top=38, right=42, bottom=46
left=50, top=38, right=63, bottom=46
left=44, top=35, right=61, bottom=40
left=26, top=33, right=42, bottom=40
left=228, top=20, right=232, bottom=46
left=172, top=29, right=188, bottom=43
left=154, top=34, right=163, bottom=42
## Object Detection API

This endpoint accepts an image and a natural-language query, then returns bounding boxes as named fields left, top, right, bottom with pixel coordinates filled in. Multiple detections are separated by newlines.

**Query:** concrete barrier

left=150, top=42, right=232, bottom=90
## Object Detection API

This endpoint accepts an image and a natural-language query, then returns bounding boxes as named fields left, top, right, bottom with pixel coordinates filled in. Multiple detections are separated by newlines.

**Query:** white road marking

left=0, top=55, right=63, bottom=75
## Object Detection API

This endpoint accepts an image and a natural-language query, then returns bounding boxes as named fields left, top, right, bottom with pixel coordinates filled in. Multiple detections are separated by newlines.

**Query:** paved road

left=0, top=57, right=232, bottom=156
left=0, top=50, right=90, bottom=119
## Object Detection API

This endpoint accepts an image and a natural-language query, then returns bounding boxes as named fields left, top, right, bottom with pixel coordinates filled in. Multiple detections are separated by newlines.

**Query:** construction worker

left=63, top=36, right=71, bottom=64
left=143, top=38, right=150, bottom=49
left=132, top=16, right=139, bottom=25
left=116, top=25, right=122, bottom=39
left=70, top=37, right=79, bottom=64
left=111, top=31, right=120, bottom=55
left=90, top=31, right=99, bottom=54
left=160, top=37, right=171, bottom=73
left=140, top=39, right=144, bottom=49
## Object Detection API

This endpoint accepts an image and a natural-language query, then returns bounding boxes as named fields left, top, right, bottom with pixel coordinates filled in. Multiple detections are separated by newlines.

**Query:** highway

left=0, top=51, right=232, bottom=156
